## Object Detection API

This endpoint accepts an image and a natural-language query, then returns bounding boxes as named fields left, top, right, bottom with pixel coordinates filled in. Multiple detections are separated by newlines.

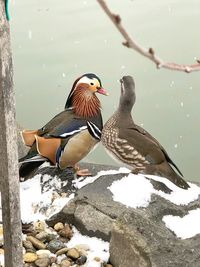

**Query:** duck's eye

left=90, top=82, right=94, bottom=86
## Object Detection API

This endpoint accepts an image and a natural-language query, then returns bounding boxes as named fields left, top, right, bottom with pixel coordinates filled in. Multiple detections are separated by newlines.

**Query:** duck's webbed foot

left=74, top=165, right=92, bottom=177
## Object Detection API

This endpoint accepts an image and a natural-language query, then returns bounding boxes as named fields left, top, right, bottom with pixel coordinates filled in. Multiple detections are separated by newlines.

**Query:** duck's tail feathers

left=19, top=154, right=47, bottom=178
left=146, top=162, right=190, bottom=190
left=19, top=154, right=46, bottom=164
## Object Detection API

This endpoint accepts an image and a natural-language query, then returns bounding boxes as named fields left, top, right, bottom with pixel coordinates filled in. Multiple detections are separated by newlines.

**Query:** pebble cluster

left=0, top=222, right=112, bottom=267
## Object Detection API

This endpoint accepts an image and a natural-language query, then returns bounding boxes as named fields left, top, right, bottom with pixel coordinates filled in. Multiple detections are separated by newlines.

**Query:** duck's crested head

left=65, top=73, right=108, bottom=118
left=119, top=75, right=136, bottom=113
left=65, top=73, right=108, bottom=109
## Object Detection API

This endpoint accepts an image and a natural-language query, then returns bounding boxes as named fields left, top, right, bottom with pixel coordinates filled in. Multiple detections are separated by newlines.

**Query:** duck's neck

left=72, top=89, right=101, bottom=118
left=105, top=109, right=134, bottom=130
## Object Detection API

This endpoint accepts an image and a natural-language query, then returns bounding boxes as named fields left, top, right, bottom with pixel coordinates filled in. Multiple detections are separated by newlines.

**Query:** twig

left=96, top=0, right=200, bottom=73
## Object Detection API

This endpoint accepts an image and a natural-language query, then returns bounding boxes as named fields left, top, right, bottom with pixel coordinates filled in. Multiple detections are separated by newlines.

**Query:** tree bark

left=0, top=1, right=23, bottom=266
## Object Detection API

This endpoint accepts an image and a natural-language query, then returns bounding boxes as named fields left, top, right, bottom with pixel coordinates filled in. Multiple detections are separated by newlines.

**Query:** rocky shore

left=23, top=221, right=111, bottom=267
left=0, top=220, right=112, bottom=267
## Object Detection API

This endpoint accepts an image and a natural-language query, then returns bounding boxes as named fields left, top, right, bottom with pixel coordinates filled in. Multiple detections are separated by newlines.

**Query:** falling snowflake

left=170, top=81, right=174, bottom=87
left=28, top=30, right=32, bottom=40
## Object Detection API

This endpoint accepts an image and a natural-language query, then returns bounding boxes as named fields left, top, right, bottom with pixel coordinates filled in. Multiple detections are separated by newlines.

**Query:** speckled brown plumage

left=102, top=76, right=189, bottom=189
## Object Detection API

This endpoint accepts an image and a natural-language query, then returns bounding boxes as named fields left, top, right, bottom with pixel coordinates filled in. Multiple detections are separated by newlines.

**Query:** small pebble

left=56, top=247, right=69, bottom=256
left=67, top=248, right=80, bottom=260
left=34, top=221, right=46, bottom=232
left=27, top=236, right=46, bottom=250
left=35, top=231, right=49, bottom=242
left=76, top=248, right=87, bottom=257
left=47, top=239, right=65, bottom=253
left=76, top=255, right=87, bottom=265
left=54, top=222, right=64, bottom=232
left=104, top=264, right=113, bottom=267
left=58, top=225, right=73, bottom=239
left=94, top=256, right=101, bottom=262
left=35, top=258, right=51, bottom=267
left=60, top=259, right=71, bottom=267
left=36, top=249, right=51, bottom=258
left=23, top=252, right=38, bottom=263
left=46, top=233, right=57, bottom=242
left=0, top=248, right=4, bottom=254
left=23, top=240, right=35, bottom=250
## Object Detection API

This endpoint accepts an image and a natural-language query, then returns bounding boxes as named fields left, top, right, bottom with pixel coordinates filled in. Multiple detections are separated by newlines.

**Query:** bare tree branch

left=97, top=0, right=200, bottom=73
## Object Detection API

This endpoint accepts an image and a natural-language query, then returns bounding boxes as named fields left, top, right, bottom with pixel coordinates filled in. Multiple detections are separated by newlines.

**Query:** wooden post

left=0, top=1, right=23, bottom=266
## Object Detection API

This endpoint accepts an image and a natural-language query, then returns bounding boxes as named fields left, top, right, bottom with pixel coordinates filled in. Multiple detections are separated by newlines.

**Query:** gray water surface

left=10, top=0, right=200, bottom=182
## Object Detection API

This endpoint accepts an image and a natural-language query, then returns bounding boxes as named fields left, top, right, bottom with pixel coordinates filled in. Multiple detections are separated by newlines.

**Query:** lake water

left=10, top=0, right=200, bottom=182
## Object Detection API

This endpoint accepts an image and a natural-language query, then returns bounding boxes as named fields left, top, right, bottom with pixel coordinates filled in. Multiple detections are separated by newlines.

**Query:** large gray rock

left=46, top=163, right=120, bottom=240
left=44, top=163, right=200, bottom=267
left=110, top=210, right=200, bottom=267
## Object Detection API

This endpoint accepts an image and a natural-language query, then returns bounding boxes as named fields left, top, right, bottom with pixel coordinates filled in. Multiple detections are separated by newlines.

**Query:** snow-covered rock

left=44, top=163, right=200, bottom=267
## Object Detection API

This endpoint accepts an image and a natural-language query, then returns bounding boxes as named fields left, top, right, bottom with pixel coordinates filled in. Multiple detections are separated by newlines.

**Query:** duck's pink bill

left=97, top=87, right=109, bottom=96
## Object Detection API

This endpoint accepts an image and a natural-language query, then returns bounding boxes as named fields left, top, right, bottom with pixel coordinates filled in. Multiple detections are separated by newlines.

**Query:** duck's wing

left=21, top=109, right=75, bottom=146
left=37, top=109, right=86, bottom=137
left=133, top=125, right=183, bottom=176
left=47, top=111, right=103, bottom=141
left=21, top=109, right=103, bottom=167
left=118, top=124, right=183, bottom=176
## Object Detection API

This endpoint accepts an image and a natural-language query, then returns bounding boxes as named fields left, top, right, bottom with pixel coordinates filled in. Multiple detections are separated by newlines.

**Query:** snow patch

left=108, top=174, right=153, bottom=208
left=108, top=173, right=200, bottom=208
left=73, top=167, right=130, bottom=189
left=163, top=209, right=200, bottom=239
left=20, top=174, right=74, bottom=223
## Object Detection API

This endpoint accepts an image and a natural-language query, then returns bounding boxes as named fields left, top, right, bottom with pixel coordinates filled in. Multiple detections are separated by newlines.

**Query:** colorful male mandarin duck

left=101, top=75, right=189, bottom=189
left=19, top=73, right=108, bottom=177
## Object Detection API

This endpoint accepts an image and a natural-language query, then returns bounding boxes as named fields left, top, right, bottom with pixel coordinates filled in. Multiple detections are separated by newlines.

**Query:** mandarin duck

left=101, top=75, right=189, bottom=189
left=19, top=73, right=108, bottom=178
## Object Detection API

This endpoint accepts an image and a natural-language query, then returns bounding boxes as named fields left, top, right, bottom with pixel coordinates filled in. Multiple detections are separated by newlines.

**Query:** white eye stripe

left=76, top=77, right=100, bottom=87
left=77, top=76, right=92, bottom=85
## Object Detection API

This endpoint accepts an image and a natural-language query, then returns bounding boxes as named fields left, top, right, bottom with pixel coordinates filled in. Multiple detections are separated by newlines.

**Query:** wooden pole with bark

left=0, top=1, right=23, bottom=266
